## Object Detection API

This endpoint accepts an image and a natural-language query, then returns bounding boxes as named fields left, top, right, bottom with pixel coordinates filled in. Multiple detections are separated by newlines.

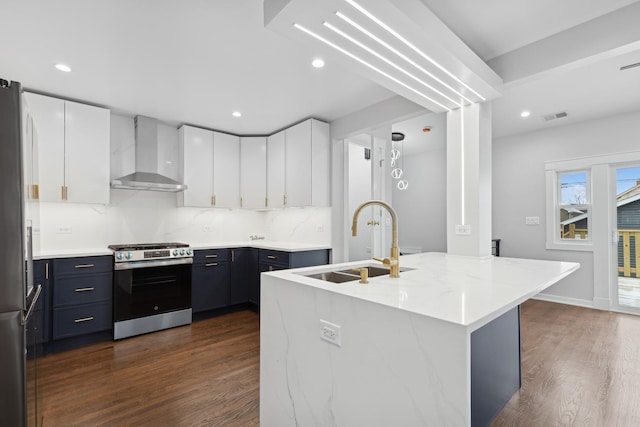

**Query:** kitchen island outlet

left=260, top=252, right=579, bottom=427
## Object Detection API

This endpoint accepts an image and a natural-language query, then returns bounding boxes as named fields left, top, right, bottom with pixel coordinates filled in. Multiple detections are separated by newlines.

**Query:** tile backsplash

left=37, top=190, right=331, bottom=252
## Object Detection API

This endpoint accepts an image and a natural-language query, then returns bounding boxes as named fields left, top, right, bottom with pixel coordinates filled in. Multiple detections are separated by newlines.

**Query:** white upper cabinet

left=240, top=136, right=267, bottom=209
left=213, top=132, right=240, bottom=208
left=25, top=92, right=110, bottom=204
left=179, top=126, right=240, bottom=208
left=266, top=130, right=285, bottom=208
left=179, top=125, right=213, bottom=208
left=269, top=119, right=330, bottom=208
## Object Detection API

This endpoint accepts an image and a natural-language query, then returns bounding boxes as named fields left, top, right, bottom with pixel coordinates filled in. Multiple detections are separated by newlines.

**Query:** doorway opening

left=615, top=165, right=640, bottom=309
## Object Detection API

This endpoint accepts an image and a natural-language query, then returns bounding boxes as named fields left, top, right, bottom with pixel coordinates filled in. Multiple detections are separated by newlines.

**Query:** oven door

left=113, top=258, right=192, bottom=322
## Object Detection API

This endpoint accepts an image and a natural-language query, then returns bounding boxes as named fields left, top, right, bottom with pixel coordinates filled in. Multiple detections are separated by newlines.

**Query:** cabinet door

left=229, top=248, right=258, bottom=305
left=285, top=121, right=312, bottom=207
left=180, top=126, right=214, bottom=207
left=267, top=130, right=286, bottom=208
left=311, top=120, right=331, bottom=207
left=240, top=137, right=267, bottom=209
left=64, top=100, right=110, bottom=204
left=192, top=261, right=229, bottom=313
left=24, top=93, right=65, bottom=202
left=213, top=132, right=240, bottom=208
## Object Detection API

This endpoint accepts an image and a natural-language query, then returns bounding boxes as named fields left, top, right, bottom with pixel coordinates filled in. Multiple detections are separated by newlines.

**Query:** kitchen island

left=260, top=252, right=579, bottom=427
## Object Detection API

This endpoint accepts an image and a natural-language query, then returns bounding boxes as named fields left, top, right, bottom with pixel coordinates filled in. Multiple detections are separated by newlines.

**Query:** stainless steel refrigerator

left=0, top=78, right=42, bottom=426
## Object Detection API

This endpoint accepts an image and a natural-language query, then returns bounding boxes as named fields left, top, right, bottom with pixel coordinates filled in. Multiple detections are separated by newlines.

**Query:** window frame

left=545, top=169, right=593, bottom=251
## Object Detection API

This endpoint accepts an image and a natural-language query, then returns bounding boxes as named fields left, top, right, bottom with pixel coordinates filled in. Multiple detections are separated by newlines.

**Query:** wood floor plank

left=40, top=301, right=640, bottom=426
left=40, top=309, right=260, bottom=427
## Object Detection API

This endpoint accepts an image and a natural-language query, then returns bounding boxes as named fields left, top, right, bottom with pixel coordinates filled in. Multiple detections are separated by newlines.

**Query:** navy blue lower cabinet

left=191, top=260, right=230, bottom=313
left=229, top=248, right=258, bottom=306
left=471, top=305, right=521, bottom=427
left=33, top=259, right=51, bottom=344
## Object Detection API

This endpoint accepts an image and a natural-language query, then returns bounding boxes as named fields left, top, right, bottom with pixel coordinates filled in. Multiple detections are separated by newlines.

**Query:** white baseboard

left=532, top=293, right=594, bottom=309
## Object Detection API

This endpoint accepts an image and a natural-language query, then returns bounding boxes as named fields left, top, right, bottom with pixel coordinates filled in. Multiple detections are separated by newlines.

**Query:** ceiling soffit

left=265, top=0, right=503, bottom=113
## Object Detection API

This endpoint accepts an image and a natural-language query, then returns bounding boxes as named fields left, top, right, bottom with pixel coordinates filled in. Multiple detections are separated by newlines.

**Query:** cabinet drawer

left=193, top=249, right=229, bottom=264
left=53, top=272, right=112, bottom=307
left=259, top=250, right=291, bottom=267
left=54, top=256, right=112, bottom=276
left=53, top=302, right=112, bottom=339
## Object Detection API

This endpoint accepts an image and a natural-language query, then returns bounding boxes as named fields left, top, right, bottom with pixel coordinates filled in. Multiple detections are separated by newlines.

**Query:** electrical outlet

left=320, top=319, right=341, bottom=346
left=525, top=216, right=540, bottom=225
left=56, top=226, right=72, bottom=234
left=203, top=225, right=213, bottom=232
left=455, top=224, right=471, bottom=235
left=316, top=224, right=324, bottom=232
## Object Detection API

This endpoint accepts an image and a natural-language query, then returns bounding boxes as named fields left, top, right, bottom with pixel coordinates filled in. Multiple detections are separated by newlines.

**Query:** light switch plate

left=525, top=216, right=540, bottom=225
left=455, top=224, right=471, bottom=235
left=203, top=225, right=213, bottom=232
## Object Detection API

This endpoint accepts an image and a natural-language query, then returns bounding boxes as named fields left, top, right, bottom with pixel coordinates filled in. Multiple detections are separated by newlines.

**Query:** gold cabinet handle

left=74, top=317, right=94, bottom=323
left=74, top=264, right=95, bottom=269
left=231, top=250, right=235, bottom=262
left=265, top=197, right=268, bottom=207
left=240, top=197, right=243, bottom=208
left=75, top=287, right=95, bottom=292
left=283, top=195, right=287, bottom=206
left=45, top=262, right=49, bottom=279
left=205, top=262, right=218, bottom=267
left=267, top=255, right=277, bottom=259
left=269, top=265, right=274, bottom=271
left=205, top=254, right=218, bottom=258
left=61, top=185, right=65, bottom=200
left=212, top=195, right=216, bottom=206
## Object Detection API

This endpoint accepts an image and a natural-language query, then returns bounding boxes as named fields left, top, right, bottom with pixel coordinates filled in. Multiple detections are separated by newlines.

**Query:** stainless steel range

left=109, top=242, right=193, bottom=340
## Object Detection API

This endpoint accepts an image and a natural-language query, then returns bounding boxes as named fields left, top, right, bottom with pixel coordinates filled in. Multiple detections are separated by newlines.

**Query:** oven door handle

left=115, top=257, right=193, bottom=270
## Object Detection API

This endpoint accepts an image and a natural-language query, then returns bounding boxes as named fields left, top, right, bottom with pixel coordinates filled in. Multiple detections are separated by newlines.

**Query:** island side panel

left=260, top=274, right=472, bottom=427
left=470, top=305, right=521, bottom=427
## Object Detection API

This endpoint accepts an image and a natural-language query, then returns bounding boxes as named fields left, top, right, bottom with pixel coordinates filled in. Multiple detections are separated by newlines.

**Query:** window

left=558, top=171, right=590, bottom=241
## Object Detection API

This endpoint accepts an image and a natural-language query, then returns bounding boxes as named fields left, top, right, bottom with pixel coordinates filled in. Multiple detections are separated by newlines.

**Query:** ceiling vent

left=620, top=62, right=640, bottom=71
left=543, top=111, right=568, bottom=121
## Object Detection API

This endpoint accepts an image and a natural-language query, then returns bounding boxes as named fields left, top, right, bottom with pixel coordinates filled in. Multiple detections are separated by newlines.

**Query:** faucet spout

left=351, top=200, right=400, bottom=278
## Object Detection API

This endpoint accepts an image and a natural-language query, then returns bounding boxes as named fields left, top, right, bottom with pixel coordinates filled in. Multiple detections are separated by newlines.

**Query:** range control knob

left=186, top=249, right=192, bottom=255
left=180, top=249, right=186, bottom=255
left=126, top=252, right=132, bottom=260
left=117, top=252, right=123, bottom=260
left=173, top=249, right=179, bottom=256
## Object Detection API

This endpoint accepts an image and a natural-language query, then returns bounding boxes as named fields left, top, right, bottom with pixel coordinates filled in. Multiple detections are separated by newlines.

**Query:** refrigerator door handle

left=23, top=283, right=42, bottom=325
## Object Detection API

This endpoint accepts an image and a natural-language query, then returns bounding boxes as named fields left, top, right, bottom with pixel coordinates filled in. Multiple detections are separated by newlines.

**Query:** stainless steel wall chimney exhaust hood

left=111, top=116, right=187, bottom=192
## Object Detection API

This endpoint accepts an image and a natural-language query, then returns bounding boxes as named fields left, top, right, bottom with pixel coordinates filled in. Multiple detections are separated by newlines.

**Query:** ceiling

left=1, top=0, right=639, bottom=140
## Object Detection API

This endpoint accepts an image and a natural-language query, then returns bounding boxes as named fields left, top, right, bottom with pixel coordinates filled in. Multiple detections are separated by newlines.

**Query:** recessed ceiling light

left=55, top=63, right=72, bottom=72
left=312, top=58, right=325, bottom=68
left=232, top=111, right=242, bottom=118
left=520, top=110, right=531, bottom=118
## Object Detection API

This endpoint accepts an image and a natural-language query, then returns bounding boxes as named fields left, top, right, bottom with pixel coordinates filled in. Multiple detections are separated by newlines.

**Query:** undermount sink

left=302, top=266, right=413, bottom=283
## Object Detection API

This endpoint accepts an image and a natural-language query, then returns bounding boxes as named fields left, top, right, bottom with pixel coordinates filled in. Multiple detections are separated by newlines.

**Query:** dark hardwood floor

left=40, top=310, right=260, bottom=427
left=493, top=299, right=640, bottom=426
left=40, top=301, right=640, bottom=426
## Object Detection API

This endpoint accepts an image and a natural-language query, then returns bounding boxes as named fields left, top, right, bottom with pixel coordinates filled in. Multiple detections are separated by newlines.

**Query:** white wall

left=391, top=147, right=447, bottom=253
left=493, top=110, right=640, bottom=305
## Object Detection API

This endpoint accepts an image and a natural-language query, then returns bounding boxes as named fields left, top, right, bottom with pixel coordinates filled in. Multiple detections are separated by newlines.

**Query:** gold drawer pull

left=267, top=255, right=277, bottom=259
left=205, top=263, right=218, bottom=267
left=74, top=317, right=94, bottom=323
left=205, top=254, right=218, bottom=258
left=75, top=264, right=95, bottom=269
left=75, top=287, right=95, bottom=292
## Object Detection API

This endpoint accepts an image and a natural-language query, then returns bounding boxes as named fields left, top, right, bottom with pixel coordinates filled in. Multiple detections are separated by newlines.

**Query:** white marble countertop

left=35, top=241, right=331, bottom=259
left=266, top=252, right=580, bottom=332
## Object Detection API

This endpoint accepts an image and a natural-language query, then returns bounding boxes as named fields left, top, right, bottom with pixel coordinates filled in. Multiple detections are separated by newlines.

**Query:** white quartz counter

left=35, top=241, right=331, bottom=260
left=191, top=241, right=331, bottom=252
left=266, top=252, right=580, bottom=331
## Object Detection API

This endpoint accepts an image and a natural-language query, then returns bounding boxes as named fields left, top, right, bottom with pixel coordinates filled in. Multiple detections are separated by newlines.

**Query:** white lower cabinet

left=25, top=92, right=110, bottom=204
left=240, top=137, right=267, bottom=209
